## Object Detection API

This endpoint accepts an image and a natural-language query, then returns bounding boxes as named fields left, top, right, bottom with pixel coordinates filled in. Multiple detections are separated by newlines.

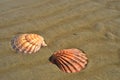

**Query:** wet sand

left=0, top=0, right=120, bottom=80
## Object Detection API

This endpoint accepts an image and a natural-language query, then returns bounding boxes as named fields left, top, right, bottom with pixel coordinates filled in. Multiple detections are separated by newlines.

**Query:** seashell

left=11, top=33, right=47, bottom=54
left=49, top=48, right=88, bottom=73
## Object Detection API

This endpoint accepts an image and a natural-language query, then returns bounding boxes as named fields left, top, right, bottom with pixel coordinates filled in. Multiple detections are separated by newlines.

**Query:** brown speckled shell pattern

left=11, top=34, right=47, bottom=54
left=49, top=48, right=88, bottom=73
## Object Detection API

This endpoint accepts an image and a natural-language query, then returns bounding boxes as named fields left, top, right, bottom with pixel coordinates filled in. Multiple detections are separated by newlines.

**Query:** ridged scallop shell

left=11, top=33, right=47, bottom=54
left=49, top=48, right=88, bottom=73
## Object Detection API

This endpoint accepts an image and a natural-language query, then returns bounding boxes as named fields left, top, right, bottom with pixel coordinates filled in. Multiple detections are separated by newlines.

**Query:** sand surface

left=0, top=0, right=120, bottom=80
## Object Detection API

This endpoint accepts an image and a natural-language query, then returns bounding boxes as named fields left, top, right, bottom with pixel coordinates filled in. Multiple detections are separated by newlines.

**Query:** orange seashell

left=11, top=33, right=47, bottom=54
left=49, top=48, right=88, bottom=73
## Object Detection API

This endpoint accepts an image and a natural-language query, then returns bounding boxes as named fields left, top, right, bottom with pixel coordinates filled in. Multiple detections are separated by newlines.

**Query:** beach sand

left=0, top=0, right=120, bottom=80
